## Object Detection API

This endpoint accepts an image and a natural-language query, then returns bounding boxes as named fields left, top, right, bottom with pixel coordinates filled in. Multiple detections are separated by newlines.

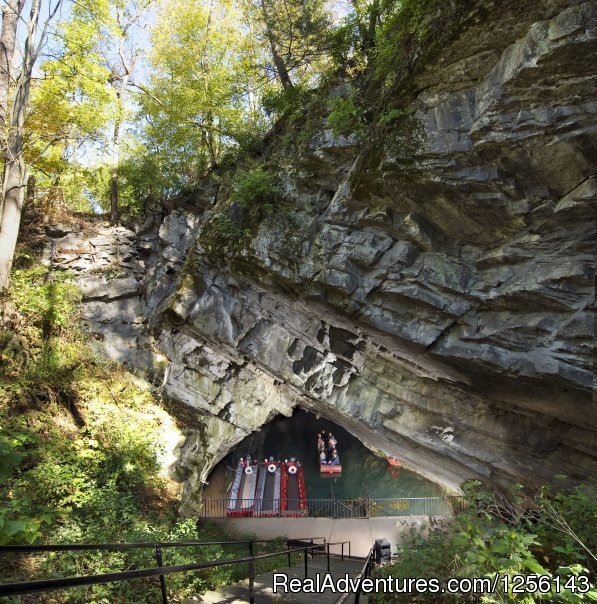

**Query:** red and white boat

left=280, top=460, right=307, bottom=516
left=226, top=458, right=259, bottom=517
left=254, top=459, right=282, bottom=517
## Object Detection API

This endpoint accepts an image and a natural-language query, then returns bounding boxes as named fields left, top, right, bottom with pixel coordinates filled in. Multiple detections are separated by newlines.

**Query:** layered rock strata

left=46, top=0, right=596, bottom=514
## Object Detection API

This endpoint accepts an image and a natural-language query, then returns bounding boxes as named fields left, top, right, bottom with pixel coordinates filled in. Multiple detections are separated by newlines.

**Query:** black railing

left=0, top=537, right=350, bottom=603
left=202, top=496, right=465, bottom=518
left=335, top=545, right=376, bottom=604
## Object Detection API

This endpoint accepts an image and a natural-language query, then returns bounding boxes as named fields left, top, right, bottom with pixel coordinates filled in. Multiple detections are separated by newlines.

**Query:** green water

left=213, top=409, right=442, bottom=500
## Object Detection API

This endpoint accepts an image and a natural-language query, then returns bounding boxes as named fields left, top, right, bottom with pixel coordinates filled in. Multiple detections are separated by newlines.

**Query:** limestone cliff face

left=48, top=1, right=596, bottom=514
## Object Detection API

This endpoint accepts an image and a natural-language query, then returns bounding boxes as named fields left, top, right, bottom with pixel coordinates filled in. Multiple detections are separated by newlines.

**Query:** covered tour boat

left=254, top=459, right=282, bottom=517
left=280, top=459, right=307, bottom=516
left=226, top=457, right=259, bottom=517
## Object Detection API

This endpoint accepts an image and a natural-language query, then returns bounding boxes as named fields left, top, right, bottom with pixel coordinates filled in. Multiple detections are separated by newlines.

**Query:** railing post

left=287, top=540, right=291, bottom=566
left=326, top=542, right=330, bottom=572
left=154, top=545, right=168, bottom=604
left=304, top=547, right=308, bottom=579
left=349, top=541, right=351, bottom=559
left=355, top=581, right=362, bottom=603
left=341, top=541, right=344, bottom=561
left=249, top=548, right=256, bottom=604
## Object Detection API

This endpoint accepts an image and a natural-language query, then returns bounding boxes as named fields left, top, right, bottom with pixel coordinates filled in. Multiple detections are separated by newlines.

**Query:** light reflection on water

left=205, top=409, right=443, bottom=500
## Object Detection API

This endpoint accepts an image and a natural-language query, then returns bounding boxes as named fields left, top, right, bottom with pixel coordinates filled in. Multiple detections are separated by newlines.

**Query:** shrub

left=327, top=95, right=365, bottom=138
left=231, top=167, right=277, bottom=213
left=373, top=481, right=597, bottom=603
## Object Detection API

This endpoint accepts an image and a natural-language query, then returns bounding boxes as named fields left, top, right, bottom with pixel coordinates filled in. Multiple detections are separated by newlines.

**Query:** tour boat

left=254, top=459, right=282, bottom=517
left=387, top=456, right=401, bottom=477
left=226, top=458, right=259, bottom=517
left=280, top=459, right=307, bottom=516
left=319, top=440, right=342, bottom=478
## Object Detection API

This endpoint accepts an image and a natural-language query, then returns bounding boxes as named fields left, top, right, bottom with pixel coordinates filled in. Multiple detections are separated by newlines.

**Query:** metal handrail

left=335, top=545, right=375, bottom=604
left=0, top=539, right=352, bottom=603
left=0, top=536, right=325, bottom=553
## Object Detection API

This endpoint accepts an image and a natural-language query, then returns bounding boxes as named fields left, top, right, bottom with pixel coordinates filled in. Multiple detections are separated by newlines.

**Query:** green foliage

left=262, top=84, right=312, bottom=121
left=243, top=0, right=333, bottom=89
left=9, top=267, right=81, bottom=335
left=211, top=212, right=244, bottom=241
left=533, top=483, right=597, bottom=571
left=25, top=0, right=117, bottom=212
left=328, top=15, right=362, bottom=68
left=373, top=481, right=597, bottom=603
left=130, top=0, right=270, bottom=198
left=203, top=166, right=280, bottom=257
left=1, top=261, right=292, bottom=600
left=327, top=95, right=365, bottom=138
left=371, top=0, right=442, bottom=85
left=231, top=167, right=278, bottom=212
left=377, top=107, right=407, bottom=128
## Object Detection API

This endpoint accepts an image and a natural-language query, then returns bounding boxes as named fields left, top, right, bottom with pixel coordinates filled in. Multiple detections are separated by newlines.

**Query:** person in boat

left=328, top=448, right=340, bottom=465
left=317, top=433, right=325, bottom=452
left=327, top=433, right=337, bottom=449
left=320, top=450, right=327, bottom=465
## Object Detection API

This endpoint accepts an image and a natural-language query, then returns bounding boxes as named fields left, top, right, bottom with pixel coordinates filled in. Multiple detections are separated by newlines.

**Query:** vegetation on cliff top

left=0, top=0, right=463, bottom=292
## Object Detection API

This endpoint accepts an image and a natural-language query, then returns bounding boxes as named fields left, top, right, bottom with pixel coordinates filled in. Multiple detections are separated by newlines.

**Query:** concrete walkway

left=212, top=515, right=450, bottom=557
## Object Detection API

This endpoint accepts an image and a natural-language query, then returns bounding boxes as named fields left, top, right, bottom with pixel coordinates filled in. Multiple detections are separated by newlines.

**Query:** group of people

left=317, top=431, right=339, bottom=465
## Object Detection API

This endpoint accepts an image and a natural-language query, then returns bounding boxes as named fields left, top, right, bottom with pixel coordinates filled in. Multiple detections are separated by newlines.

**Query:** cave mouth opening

left=203, top=408, right=443, bottom=501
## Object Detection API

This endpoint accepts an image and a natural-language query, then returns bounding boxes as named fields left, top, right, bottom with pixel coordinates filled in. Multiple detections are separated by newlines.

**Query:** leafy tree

left=104, top=0, right=155, bottom=224
left=0, top=0, right=25, bottom=136
left=0, top=0, right=65, bottom=293
left=242, top=0, right=333, bottom=89
left=128, top=0, right=266, bottom=195
left=25, top=0, right=117, bottom=210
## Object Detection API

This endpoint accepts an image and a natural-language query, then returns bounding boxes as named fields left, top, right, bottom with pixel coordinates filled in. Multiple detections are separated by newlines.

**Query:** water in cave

left=203, top=409, right=443, bottom=500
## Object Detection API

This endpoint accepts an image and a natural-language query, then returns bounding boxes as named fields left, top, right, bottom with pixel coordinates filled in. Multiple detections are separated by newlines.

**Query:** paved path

left=211, top=516, right=448, bottom=557
left=186, top=555, right=364, bottom=603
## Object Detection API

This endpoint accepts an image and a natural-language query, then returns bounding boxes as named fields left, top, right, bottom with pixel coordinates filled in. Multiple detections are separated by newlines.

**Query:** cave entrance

left=203, top=408, right=443, bottom=501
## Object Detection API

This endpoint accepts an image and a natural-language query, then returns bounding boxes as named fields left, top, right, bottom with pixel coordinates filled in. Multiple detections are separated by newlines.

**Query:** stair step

left=190, top=556, right=364, bottom=604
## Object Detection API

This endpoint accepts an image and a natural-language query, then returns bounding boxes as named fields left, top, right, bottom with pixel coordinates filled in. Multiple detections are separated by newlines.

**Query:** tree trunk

left=260, top=0, right=293, bottom=90
left=0, top=0, right=23, bottom=133
left=269, top=38, right=293, bottom=90
left=363, top=0, right=380, bottom=53
left=110, top=115, right=121, bottom=224
left=110, top=54, right=135, bottom=225
left=25, top=173, right=35, bottom=206
left=0, top=0, right=41, bottom=293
